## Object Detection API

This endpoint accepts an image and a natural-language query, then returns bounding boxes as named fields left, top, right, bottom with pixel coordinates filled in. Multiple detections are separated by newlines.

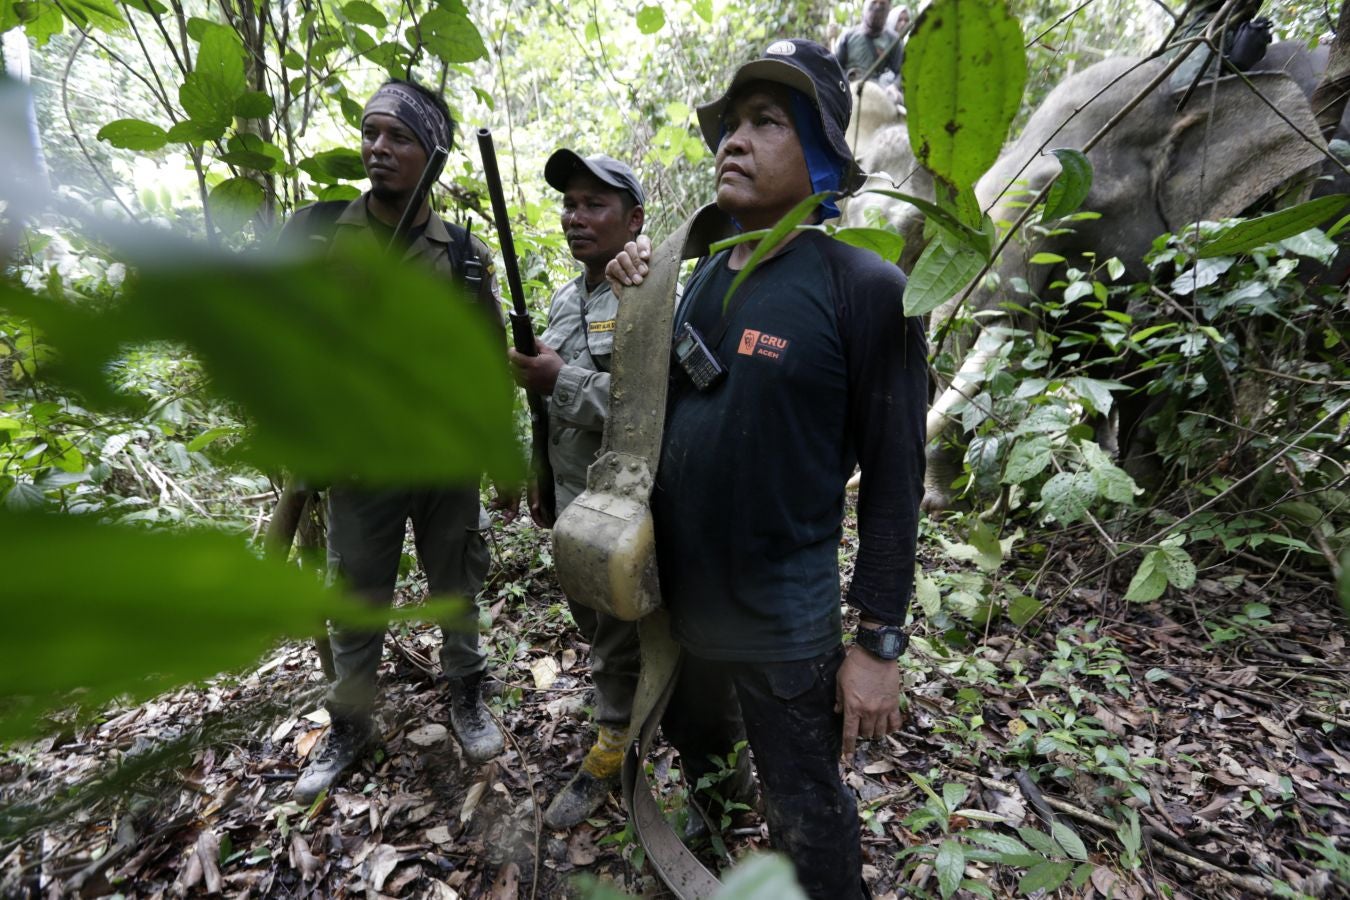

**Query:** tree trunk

left=1311, top=1, right=1350, bottom=141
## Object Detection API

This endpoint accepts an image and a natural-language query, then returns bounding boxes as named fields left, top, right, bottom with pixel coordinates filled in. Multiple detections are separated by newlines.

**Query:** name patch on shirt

left=588, top=319, right=616, bottom=333
left=737, top=328, right=790, bottom=362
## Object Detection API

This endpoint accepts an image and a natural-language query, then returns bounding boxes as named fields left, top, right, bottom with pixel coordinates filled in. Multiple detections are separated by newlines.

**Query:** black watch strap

left=855, top=625, right=908, bottom=660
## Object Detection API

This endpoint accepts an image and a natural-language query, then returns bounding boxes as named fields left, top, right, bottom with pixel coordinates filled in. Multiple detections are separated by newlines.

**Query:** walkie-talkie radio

left=673, top=322, right=727, bottom=391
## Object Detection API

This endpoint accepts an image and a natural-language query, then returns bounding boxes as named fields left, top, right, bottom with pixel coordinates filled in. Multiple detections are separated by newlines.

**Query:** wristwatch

left=854, top=625, right=908, bottom=660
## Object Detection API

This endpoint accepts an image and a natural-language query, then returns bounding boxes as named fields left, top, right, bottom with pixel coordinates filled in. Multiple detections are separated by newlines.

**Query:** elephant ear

left=1159, top=73, right=1326, bottom=230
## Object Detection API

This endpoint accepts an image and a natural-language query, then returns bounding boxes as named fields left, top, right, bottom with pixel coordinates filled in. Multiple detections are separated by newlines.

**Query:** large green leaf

left=711, top=853, right=808, bottom=899
left=179, top=26, right=247, bottom=130
left=905, top=229, right=986, bottom=316
left=96, top=118, right=168, bottom=151
left=415, top=8, right=487, bottom=63
left=935, top=840, right=965, bottom=899
left=903, top=0, right=1026, bottom=190
left=636, top=4, right=664, bottom=34
left=299, top=148, right=367, bottom=183
left=1196, top=194, right=1350, bottom=258
left=829, top=226, right=905, bottom=263
left=341, top=0, right=386, bottom=28
left=1040, top=469, right=1094, bottom=523
left=206, top=177, right=265, bottom=233
left=1019, top=861, right=1074, bottom=894
left=234, top=91, right=275, bottom=118
left=1125, top=550, right=1168, bottom=602
left=1041, top=149, right=1093, bottom=221
left=0, top=511, right=360, bottom=739
left=0, top=239, right=520, bottom=486
left=1003, top=434, right=1051, bottom=484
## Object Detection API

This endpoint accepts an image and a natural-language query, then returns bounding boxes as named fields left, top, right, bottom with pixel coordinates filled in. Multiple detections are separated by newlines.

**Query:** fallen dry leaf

left=489, top=861, right=520, bottom=900
left=289, top=832, right=321, bottom=881
left=530, top=656, right=560, bottom=690
left=863, top=759, right=896, bottom=775
left=294, top=727, right=325, bottom=760
left=407, top=723, right=448, bottom=747
left=365, top=843, right=402, bottom=893
left=561, top=648, right=578, bottom=671
left=461, top=778, right=489, bottom=824
left=425, top=826, right=453, bottom=845
left=567, top=827, right=599, bottom=866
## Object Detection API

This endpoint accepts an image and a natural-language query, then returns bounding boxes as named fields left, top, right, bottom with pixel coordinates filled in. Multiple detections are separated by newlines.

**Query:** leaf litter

left=0, top=512, right=1346, bottom=898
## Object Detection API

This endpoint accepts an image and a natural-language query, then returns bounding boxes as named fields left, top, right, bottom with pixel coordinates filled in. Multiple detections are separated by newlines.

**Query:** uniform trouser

left=555, top=479, right=640, bottom=729
left=661, top=645, right=864, bottom=900
left=324, top=486, right=489, bottom=718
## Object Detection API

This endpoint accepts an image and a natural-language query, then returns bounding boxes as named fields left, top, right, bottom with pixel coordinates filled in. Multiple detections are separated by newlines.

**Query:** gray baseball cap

left=545, top=149, right=646, bottom=206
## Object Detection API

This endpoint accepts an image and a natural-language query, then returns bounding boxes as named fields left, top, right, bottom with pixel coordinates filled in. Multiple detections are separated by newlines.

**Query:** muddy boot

left=543, top=724, right=626, bottom=829
left=447, top=671, right=503, bottom=763
left=293, top=713, right=376, bottom=805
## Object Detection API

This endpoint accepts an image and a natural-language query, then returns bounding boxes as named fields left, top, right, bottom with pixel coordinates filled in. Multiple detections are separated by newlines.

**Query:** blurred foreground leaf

left=0, top=512, right=362, bottom=739
left=0, top=239, right=520, bottom=486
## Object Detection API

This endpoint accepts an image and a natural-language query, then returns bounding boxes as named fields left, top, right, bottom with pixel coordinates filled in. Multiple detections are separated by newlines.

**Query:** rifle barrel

left=390, top=145, right=448, bottom=249
left=476, top=128, right=536, bottom=356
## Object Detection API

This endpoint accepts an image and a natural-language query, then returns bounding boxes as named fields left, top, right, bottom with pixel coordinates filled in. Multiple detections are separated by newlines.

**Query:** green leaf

left=186, top=425, right=237, bottom=452
left=935, top=840, right=965, bottom=899
left=1091, top=462, right=1137, bottom=504
left=914, top=571, right=941, bottom=617
left=1042, top=149, right=1093, bottom=221
left=905, top=229, right=986, bottom=317
left=965, top=830, right=1032, bottom=857
left=0, top=240, right=520, bottom=487
left=636, top=3, right=664, bottom=33
left=1051, top=821, right=1088, bottom=861
left=1197, top=194, right=1350, bottom=258
left=830, top=227, right=905, bottom=263
left=967, top=520, right=1002, bottom=573
left=713, top=853, right=809, bottom=899
left=180, top=25, right=246, bottom=129
left=1029, top=251, right=1065, bottom=264
left=207, top=178, right=265, bottom=234
left=1125, top=550, right=1168, bottom=602
left=234, top=91, right=275, bottom=118
left=121, top=0, right=169, bottom=14
left=1067, top=376, right=1117, bottom=416
left=1017, top=826, right=1061, bottom=856
left=220, top=133, right=283, bottom=172
left=96, top=118, right=168, bottom=151
left=341, top=0, right=386, bottom=28
left=1019, top=860, right=1073, bottom=893
left=415, top=9, right=487, bottom=64
left=0, top=511, right=365, bottom=739
left=4, top=482, right=47, bottom=512
left=692, top=0, right=712, bottom=23
left=1004, top=435, right=1051, bottom=483
left=1008, top=593, right=1042, bottom=627
left=299, top=148, right=366, bottom=183
left=166, top=119, right=223, bottom=144
left=865, top=189, right=986, bottom=252
left=904, top=0, right=1026, bottom=190
left=1158, top=545, right=1196, bottom=590
left=1040, top=470, right=1094, bottom=524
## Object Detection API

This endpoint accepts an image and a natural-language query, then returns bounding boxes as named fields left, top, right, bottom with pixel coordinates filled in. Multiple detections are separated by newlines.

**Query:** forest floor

left=2, top=506, right=1348, bottom=899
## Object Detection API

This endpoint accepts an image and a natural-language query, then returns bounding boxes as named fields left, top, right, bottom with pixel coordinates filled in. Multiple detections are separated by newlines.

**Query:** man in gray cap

left=287, top=78, right=513, bottom=804
left=508, top=150, right=646, bottom=828
left=607, top=39, right=925, bottom=898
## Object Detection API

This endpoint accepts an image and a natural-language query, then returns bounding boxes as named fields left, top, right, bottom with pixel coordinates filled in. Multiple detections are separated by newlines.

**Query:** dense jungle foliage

left=1, top=0, right=1348, bottom=896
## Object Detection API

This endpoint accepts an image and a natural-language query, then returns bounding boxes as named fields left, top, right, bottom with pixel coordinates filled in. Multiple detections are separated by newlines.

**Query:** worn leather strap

left=604, top=205, right=732, bottom=899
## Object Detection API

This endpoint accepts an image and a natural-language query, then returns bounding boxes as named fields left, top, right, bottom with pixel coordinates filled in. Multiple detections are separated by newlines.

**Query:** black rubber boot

left=293, top=713, right=376, bottom=804
left=446, top=671, right=503, bottom=763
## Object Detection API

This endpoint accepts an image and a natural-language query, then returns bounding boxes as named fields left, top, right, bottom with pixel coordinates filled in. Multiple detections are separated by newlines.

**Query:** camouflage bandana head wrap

left=362, top=82, right=452, bottom=160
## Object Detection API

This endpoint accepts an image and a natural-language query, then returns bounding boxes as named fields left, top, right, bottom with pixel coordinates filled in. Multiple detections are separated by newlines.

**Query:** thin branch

left=61, top=34, right=138, bottom=221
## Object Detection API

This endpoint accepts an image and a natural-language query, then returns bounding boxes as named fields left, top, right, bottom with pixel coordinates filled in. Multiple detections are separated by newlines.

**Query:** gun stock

left=477, top=127, right=557, bottom=524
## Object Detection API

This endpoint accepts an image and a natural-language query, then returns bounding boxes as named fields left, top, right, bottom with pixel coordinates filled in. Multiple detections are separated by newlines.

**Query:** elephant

left=843, top=44, right=1338, bottom=511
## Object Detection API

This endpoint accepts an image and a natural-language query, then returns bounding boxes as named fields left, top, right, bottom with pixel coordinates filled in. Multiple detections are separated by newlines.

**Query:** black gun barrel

left=476, top=126, right=557, bottom=523
left=476, top=128, right=536, bottom=357
left=390, top=144, right=449, bottom=250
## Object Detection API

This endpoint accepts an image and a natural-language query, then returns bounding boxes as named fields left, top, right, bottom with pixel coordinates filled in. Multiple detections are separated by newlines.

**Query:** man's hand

left=526, top=479, right=555, bottom=529
left=508, top=340, right=564, bottom=394
left=604, top=235, right=654, bottom=289
left=489, top=484, right=521, bottom=525
left=835, top=642, right=901, bottom=755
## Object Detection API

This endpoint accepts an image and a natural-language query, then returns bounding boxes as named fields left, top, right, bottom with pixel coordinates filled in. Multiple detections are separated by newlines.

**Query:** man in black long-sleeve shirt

left=609, top=39, right=925, bottom=900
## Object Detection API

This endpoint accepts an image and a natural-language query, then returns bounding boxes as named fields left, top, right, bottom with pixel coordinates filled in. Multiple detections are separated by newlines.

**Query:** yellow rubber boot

left=543, top=725, right=627, bottom=829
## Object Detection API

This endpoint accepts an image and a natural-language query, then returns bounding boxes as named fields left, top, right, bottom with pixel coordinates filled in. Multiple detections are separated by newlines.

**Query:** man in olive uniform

left=288, top=79, right=513, bottom=805
left=507, top=150, right=645, bottom=828
left=834, top=0, right=904, bottom=91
